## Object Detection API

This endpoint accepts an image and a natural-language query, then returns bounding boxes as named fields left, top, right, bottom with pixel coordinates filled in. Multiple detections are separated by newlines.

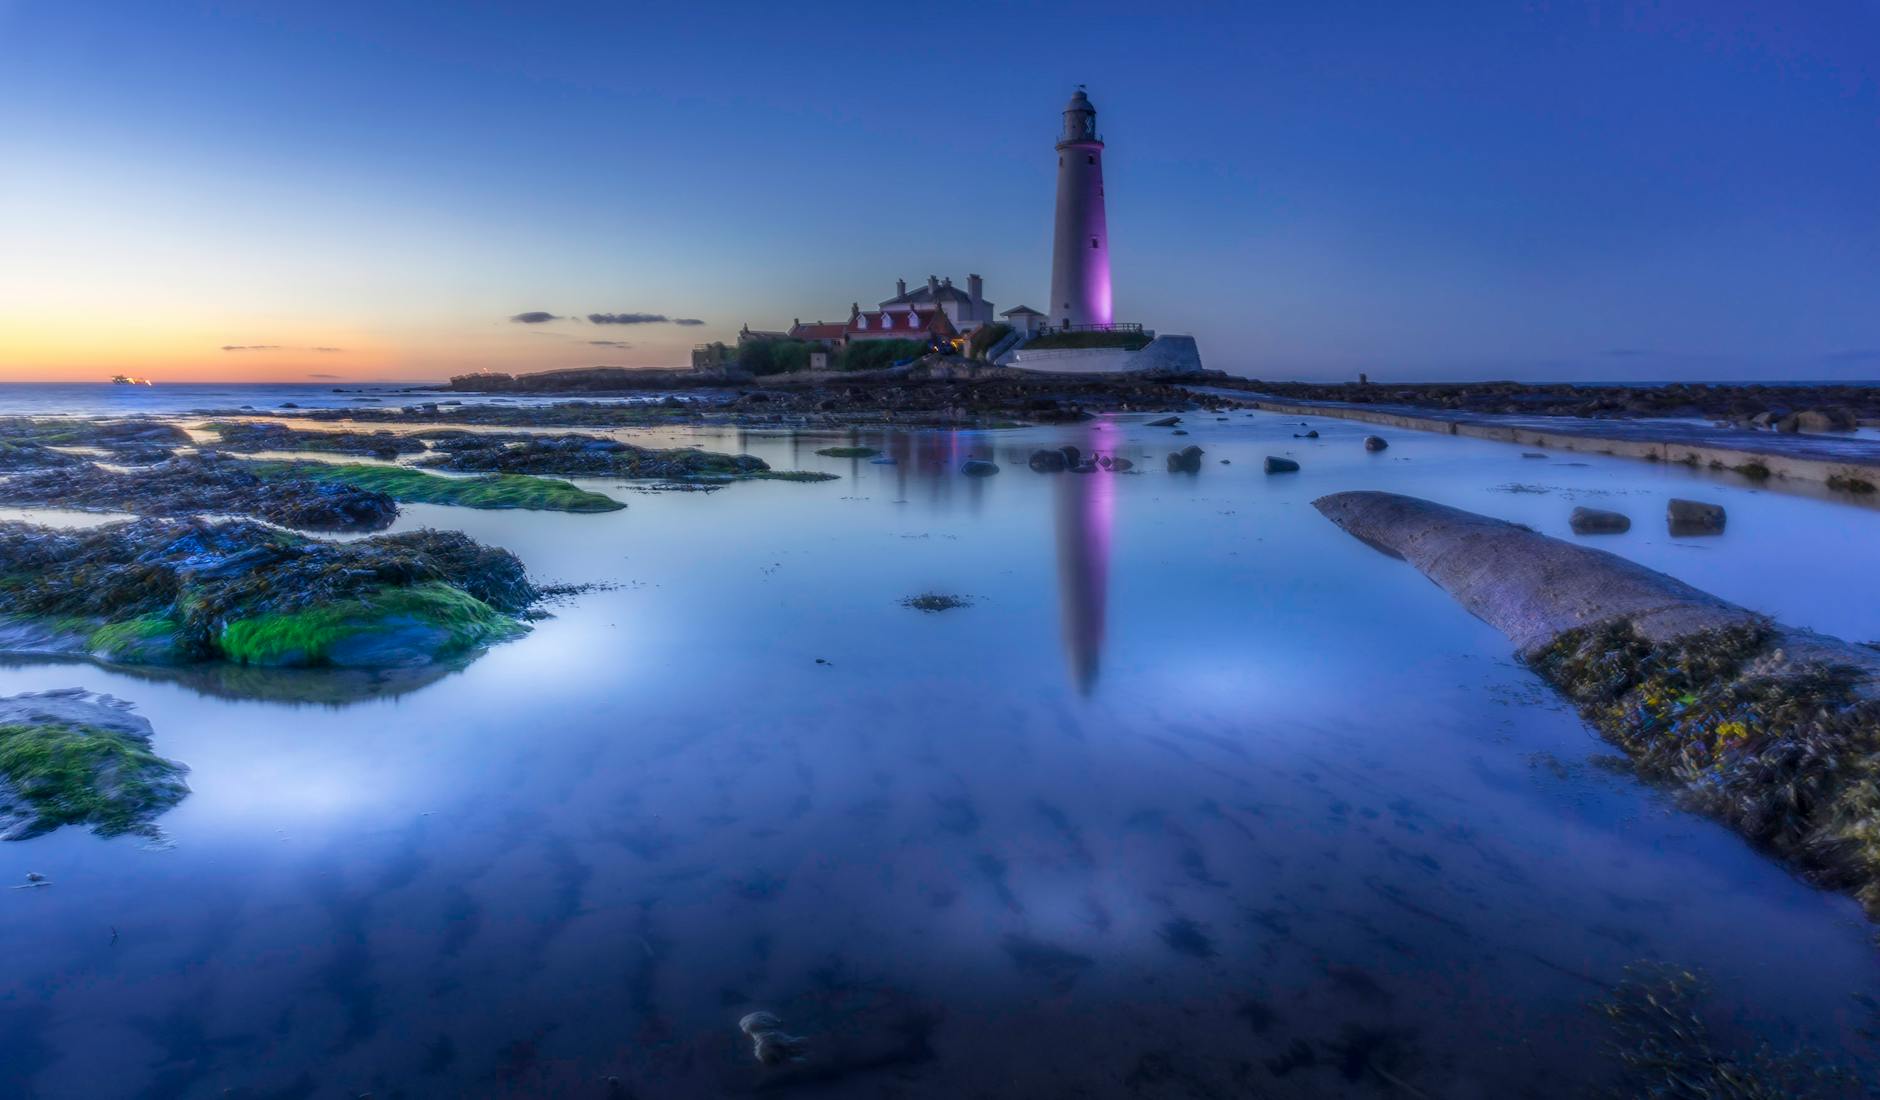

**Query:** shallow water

left=2, top=409, right=1879, bottom=1098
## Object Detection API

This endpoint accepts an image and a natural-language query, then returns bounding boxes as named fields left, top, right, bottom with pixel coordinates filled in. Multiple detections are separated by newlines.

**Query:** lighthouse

left=1049, top=86, right=1112, bottom=329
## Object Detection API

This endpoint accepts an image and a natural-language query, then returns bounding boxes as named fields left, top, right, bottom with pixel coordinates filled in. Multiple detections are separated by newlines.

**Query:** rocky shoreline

left=1219, top=378, right=1880, bottom=426
left=1315, top=491, right=1880, bottom=916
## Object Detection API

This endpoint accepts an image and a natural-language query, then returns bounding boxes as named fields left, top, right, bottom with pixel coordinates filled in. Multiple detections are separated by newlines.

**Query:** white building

left=878, top=274, right=996, bottom=330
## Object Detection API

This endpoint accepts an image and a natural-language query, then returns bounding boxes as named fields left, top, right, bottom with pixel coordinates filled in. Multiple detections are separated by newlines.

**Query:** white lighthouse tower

left=1049, top=86, right=1112, bottom=330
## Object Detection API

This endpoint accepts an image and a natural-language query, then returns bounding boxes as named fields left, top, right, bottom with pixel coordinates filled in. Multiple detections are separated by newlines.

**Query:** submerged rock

left=960, top=459, right=1000, bottom=477
left=1314, top=490, right=1880, bottom=917
left=0, top=517, right=538, bottom=670
left=1569, top=506, right=1631, bottom=535
left=1264, top=456, right=1300, bottom=474
left=1667, top=498, right=1726, bottom=535
left=0, top=688, right=189, bottom=841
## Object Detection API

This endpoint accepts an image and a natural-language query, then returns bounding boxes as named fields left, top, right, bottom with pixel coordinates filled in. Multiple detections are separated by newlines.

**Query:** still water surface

left=2, top=409, right=1878, bottom=1097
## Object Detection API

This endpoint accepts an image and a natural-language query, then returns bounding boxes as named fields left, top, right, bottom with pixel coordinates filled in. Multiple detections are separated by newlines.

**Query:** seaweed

left=1531, top=622, right=1880, bottom=913
left=1593, top=963, right=1863, bottom=1098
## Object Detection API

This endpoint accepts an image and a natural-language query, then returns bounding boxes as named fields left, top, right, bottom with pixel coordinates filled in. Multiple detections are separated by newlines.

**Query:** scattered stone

left=1292, top=430, right=1318, bottom=439
left=1027, top=449, right=1068, bottom=472
left=0, top=688, right=189, bottom=841
left=1171, top=429, right=1189, bottom=436
left=1364, top=435, right=1389, bottom=451
left=1264, top=456, right=1300, bottom=474
left=1167, top=445, right=1204, bottom=473
left=960, top=459, right=999, bottom=477
left=1569, top=506, right=1631, bottom=535
left=1667, top=498, right=1726, bottom=535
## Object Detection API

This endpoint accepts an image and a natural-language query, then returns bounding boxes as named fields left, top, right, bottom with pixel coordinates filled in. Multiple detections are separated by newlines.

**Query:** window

left=1091, top=237, right=1099, bottom=248
left=1057, top=156, right=1062, bottom=166
left=857, top=316, right=867, bottom=330
left=1086, top=155, right=1095, bottom=165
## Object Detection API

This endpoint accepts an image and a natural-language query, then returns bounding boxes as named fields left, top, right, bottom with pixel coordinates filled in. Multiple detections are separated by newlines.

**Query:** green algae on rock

left=1314, top=490, right=1880, bottom=917
left=241, top=460, right=623, bottom=513
left=0, top=516, right=539, bottom=670
left=0, top=688, right=189, bottom=841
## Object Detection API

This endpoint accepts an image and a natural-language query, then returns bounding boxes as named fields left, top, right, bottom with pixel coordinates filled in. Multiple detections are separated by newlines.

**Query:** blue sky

left=1, top=0, right=1876, bottom=381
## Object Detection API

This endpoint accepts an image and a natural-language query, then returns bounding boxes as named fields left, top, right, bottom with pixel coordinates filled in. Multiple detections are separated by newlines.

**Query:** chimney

left=896, top=278, right=906, bottom=297
left=850, top=302, right=860, bottom=316
left=967, top=274, right=983, bottom=304
left=928, top=275, right=939, bottom=297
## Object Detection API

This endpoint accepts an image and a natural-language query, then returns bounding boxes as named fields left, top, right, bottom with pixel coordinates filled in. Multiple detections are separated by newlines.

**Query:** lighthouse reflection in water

left=1052, top=425, right=1113, bottom=694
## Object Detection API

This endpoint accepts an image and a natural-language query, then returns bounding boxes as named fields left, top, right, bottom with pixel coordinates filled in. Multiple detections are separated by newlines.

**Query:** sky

left=1, top=1, right=1876, bottom=384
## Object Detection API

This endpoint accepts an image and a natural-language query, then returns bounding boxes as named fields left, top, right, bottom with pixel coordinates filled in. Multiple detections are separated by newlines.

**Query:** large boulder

left=1264, top=456, right=1300, bottom=474
left=1364, top=435, right=1389, bottom=452
left=0, top=689, right=190, bottom=841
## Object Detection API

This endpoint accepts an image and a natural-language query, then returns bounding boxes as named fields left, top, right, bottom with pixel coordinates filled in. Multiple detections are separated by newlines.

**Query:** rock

left=1166, top=445, right=1205, bottom=473
left=1569, top=506, right=1631, bottom=535
left=1147, top=415, right=1181, bottom=427
left=1027, top=449, right=1067, bottom=472
left=1072, top=461, right=1098, bottom=473
left=961, top=459, right=999, bottom=477
left=1522, top=452, right=1548, bottom=459
left=1364, top=435, right=1389, bottom=451
left=1110, top=457, right=1134, bottom=472
left=1293, top=430, right=1318, bottom=439
left=1667, top=498, right=1726, bottom=535
left=1058, top=445, right=1081, bottom=467
left=1791, top=408, right=1857, bottom=433
left=1171, top=429, right=1189, bottom=436
left=1264, top=456, right=1300, bottom=474
left=0, top=688, right=190, bottom=841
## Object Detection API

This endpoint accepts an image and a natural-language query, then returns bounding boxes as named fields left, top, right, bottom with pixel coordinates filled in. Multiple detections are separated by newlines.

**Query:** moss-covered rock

left=415, top=432, right=781, bottom=482
left=0, top=516, right=539, bottom=670
left=0, top=454, right=398, bottom=530
left=242, top=460, right=622, bottom=513
left=0, top=688, right=188, bottom=841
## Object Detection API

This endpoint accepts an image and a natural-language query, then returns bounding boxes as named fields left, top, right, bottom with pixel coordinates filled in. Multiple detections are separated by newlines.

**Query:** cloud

left=307, top=373, right=343, bottom=379
left=311, top=346, right=344, bottom=353
left=220, top=345, right=283, bottom=351
left=588, top=340, right=632, bottom=348
left=673, top=317, right=705, bottom=326
left=587, top=312, right=669, bottom=325
left=510, top=311, right=561, bottom=324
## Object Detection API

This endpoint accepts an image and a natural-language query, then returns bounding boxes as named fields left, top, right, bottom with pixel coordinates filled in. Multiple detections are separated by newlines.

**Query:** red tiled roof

left=846, top=308, right=957, bottom=338
left=788, top=321, right=847, bottom=341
